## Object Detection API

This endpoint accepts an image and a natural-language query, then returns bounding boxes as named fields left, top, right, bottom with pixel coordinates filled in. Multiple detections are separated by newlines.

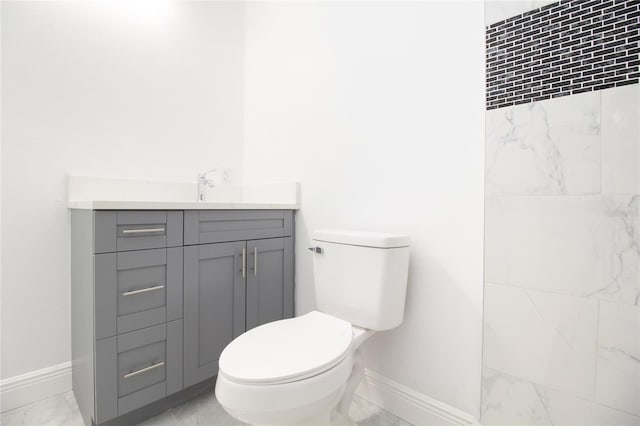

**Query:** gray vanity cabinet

left=94, top=247, right=183, bottom=340
left=245, top=237, right=294, bottom=330
left=182, top=210, right=294, bottom=388
left=183, top=241, right=246, bottom=387
left=72, top=210, right=185, bottom=426
left=94, top=321, right=183, bottom=422
left=183, top=236, right=294, bottom=388
left=72, top=208, right=294, bottom=426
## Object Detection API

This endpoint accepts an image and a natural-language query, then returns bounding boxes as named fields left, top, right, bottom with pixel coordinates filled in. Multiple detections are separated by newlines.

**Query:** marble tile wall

left=482, top=83, right=640, bottom=425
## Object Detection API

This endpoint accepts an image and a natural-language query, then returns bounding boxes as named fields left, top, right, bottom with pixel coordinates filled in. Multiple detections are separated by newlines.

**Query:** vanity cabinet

left=182, top=210, right=294, bottom=387
left=72, top=210, right=185, bottom=425
left=71, top=208, right=294, bottom=426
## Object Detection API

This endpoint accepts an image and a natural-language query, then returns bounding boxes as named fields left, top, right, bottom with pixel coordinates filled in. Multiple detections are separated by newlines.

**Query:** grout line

left=484, top=281, right=638, bottom=304
left=484, top=192, right=640, bottom=199
left=594, top=299, right=601, bottom=404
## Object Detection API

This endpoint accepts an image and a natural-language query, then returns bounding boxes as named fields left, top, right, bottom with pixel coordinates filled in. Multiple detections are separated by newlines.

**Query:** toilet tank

left=311, top=229, right=410, bottom=331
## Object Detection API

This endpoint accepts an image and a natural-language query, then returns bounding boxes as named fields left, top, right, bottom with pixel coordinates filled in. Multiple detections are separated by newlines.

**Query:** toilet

left=215, top=229, right=410, bottom=426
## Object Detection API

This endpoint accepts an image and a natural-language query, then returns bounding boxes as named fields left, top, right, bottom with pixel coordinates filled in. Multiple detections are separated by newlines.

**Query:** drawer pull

left=122, top=228, right=165, bottom=235
left=122, top=285, right=165, bottom=297
left=123, top=361, right=165, bottom=379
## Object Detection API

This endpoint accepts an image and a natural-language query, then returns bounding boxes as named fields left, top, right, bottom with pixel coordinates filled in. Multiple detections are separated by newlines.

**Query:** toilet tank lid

left=313, top=229, right=409, bottom=248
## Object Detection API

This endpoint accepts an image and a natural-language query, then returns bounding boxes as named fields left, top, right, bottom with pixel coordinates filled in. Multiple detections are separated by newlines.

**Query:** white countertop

left=67, top=176, right=300, bottom=210
left=68, top=200, right=298, bottom=210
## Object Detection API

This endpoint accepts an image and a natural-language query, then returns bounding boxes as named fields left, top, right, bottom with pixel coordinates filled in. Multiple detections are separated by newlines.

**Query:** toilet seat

left=219, top=311, right=353, bottom=385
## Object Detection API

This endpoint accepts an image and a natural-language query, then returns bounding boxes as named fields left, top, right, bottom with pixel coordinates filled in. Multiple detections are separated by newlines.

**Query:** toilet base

left=252, top=349, right=366, bottom=426
left=221, top=382, right=346, bottom=426
left=216, top=328, right=376, bottom=426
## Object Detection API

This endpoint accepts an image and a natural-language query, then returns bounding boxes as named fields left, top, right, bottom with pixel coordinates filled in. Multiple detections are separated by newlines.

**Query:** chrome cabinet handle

left=123, top=361, right=165, bottom=379
left=242, top=248, right=246, bottom=278
left=122, top=228, right=165, bottom=235
left=254, top=247, right=258, bottom=276
left=122, top=285, right=165, bottom=297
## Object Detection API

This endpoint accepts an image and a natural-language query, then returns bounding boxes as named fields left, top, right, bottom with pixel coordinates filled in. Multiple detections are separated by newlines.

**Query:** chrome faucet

left=197, top=168, right=217, bottom=202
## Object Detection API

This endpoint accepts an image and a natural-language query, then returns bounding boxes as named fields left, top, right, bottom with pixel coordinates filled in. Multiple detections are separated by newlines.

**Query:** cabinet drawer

left=117, top=325, right=166, bottom=398
left=184, top=210, right=293, bottom=245
left=95, top=248, right=183, bottom=339
left=94, top=211, right=183, bottom=253
left=95, top=321, right=183, bottom=423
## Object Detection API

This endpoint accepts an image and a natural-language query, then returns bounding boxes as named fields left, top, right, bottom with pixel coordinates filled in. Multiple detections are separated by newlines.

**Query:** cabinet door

left=183, top=241, right=246, bottom=387
left=246, top=237, right=294, bottom=331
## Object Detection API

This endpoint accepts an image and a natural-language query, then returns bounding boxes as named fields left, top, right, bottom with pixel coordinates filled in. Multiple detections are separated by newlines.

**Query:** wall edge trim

left=0, top=361, right=72, bottom=413
left=357, top=368, right=479, bottom=426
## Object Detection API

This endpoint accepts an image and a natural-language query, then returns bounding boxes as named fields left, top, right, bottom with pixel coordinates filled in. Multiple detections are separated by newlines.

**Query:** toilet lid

left=218, top=311, right=353, bottom=384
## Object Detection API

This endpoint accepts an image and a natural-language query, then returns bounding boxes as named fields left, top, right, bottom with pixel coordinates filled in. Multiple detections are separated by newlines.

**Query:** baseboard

left=0, top=363, right=478, bottom=425
left=0, top=362, right=72, bottom=413
left=356, top=369, right=478, bottom=426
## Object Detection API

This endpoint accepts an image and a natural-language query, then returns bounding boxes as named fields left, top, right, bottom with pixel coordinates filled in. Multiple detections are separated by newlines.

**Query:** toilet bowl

left=215, top=230, right=410, bottom=426
left=215, top=311, right=374, bottom=426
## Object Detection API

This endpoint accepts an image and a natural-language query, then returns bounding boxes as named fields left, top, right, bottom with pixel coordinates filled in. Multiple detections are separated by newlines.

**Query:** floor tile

left=0, top=389, right=410, bottom=426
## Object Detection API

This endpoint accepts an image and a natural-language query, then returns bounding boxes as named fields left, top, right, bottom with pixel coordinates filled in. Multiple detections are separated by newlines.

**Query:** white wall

left=0, top=1, right=244, bottom=380
left=2, top=1, right=486, bottom=419
left=243, top=1, right=485, bottom=418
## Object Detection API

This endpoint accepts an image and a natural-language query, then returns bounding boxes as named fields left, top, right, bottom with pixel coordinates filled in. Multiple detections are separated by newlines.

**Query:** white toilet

left=215, top=229, right=410, bottom=426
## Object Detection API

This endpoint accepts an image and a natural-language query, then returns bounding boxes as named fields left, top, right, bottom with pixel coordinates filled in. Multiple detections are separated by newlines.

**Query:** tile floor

left=1, top=390, right=411, bottom=426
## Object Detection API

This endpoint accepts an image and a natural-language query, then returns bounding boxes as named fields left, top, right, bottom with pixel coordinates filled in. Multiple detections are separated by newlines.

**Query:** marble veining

left=483, top=283, right=599, bottom=399
left=0, top=392, right=84, bottom=426
left=482, top=368, right=552, bottom=425
left=486, top=91, right=600, bottom=196
left=485, top=194, right=640, bottom=306
left=485, top=196, right=606, bottom=297
left=596, top=301, right=640, bottom=416
left=590, top=196, right=640, bottom=305
left=0, top=391, right=410, bottom=426
left=483, top=4, right=640, bottom=422
left=482, top=368, right=640, bottom=426
left=601, top=86, right=640, bottom=195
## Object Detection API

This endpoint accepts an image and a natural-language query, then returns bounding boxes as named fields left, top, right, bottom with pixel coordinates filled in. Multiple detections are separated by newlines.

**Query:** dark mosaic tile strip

left=486, top=0, right=640, bottom=110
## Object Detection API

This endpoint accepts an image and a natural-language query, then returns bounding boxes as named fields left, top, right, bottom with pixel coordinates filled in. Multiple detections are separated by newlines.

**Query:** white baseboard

left=356, top=369, right=478, bottom=426
left=0, top=362, right=72, bottom=413
left=0, top=362, right=478, bottom=425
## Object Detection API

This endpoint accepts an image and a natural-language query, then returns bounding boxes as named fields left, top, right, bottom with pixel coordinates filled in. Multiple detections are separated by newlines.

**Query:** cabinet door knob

left=254, top=247, right=258, bottom=276
left=242, top=248, right=246, bottom=278
left=308, top=247, right=323, bottom=254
